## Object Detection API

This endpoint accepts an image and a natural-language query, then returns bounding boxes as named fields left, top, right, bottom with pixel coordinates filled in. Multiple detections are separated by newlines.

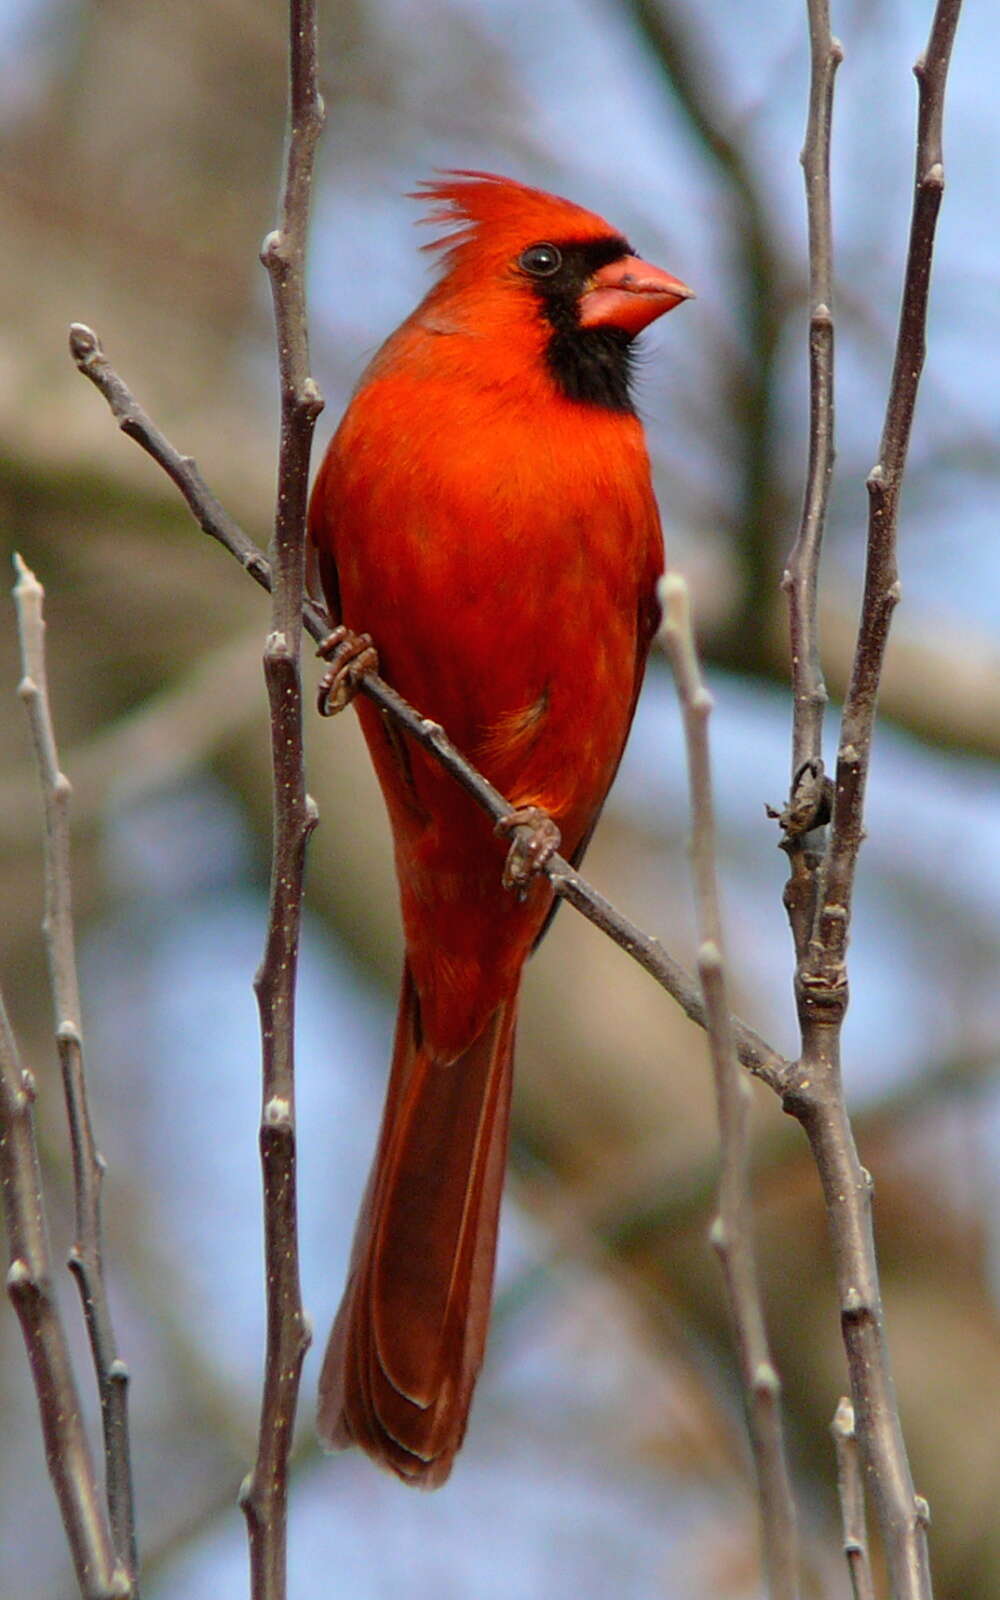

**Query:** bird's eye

left=519, top=243, right=562, bottom=278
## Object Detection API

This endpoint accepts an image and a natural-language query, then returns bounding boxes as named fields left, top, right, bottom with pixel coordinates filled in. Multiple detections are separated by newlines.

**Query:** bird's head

left=413, top=171, right=692, bottom=413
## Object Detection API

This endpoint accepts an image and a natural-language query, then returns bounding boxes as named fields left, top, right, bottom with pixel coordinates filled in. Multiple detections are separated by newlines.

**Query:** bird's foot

left=496, top=806, right=561, bottom=898
left=316, top=626, right=379, bottom=716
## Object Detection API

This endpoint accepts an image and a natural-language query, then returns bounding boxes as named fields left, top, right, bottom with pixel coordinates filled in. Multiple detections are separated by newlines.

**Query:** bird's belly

left=349, top=520, right=638, bottom=847
left=334, top=470, right=656, bottom=1054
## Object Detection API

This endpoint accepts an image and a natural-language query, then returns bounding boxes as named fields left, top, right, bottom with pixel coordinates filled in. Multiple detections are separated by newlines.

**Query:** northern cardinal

left=309, top=172, right=691, bottom=1486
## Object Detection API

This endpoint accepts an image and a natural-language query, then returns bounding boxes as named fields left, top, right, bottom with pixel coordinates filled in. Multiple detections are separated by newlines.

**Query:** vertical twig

left=0, top=986, right=122, bottom=1600
left=831, top=1398, right=877, bottom=1600
left=778, top=5, right=963, bottom=1597
left=780, top=1, right=842, bottom=959
left=13, top=554, right=138, bottom=1592
left=239, top=2, right=324, bottom=1596
left=811, top=0, right=962, bottom=980
left=785, top=1, right=841, bottom=789
left=659, top=574, right=800, bottom=1600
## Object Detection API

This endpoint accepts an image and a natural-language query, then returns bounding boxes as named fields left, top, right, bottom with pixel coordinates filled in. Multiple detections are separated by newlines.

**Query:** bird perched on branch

left=309, top=171, right=691, bottom=1486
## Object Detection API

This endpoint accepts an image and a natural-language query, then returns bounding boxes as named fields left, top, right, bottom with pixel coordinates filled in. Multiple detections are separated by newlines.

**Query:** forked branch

left=778, top=5, right=964, bottom=1598
left=0, top=984, right=120, bottom=1600
left=13, top=554, right=138, bottom=1593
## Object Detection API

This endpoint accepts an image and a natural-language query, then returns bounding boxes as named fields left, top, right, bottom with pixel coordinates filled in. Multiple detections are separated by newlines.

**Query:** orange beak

left=578, top=254, right=694, bottom=335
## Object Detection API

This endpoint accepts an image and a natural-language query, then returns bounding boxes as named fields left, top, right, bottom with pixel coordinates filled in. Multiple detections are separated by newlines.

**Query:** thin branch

left=659, top=574, right=800, bottom=1600
left=66, top=328, right=792, bottom=1098
left=13, top=554, right=138, bottom=1592
left=775, top=2, right=841, bottom=968
left=831, top=1398, right=877, bottom=1600
left=0, top=988, right=122, bottom=1600
left=238, top=3, right=323, bottom=1597
left=811, top=0, right=963, bottom=985
left=783, top=2, right=841, bottom=794
left=781, top=6, right=963, bottom=1597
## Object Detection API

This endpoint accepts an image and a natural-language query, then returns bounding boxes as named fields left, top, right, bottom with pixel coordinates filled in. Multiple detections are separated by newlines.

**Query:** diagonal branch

left=660, top=574, right=800, bottom=1600
left=237, top=3, right=323, bottom=1597
left=13, top=554, right=139, bottom=1592
left=67, top=324, right=791, bottom=1098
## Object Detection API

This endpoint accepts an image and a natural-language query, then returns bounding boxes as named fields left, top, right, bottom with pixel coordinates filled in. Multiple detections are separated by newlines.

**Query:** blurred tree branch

left=4, top=558, right=131, bottom=1598
left=831, top=1398, right=876, bottom=1600
left=624, top=0, right=788, bottom=673
left=0, top=992, right=119, bottom=1599
left=661, top=573, right=800, bottom=1598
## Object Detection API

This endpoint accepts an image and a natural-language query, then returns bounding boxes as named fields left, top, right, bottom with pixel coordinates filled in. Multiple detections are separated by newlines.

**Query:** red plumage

left=309, top=172, right=691, bottom=1485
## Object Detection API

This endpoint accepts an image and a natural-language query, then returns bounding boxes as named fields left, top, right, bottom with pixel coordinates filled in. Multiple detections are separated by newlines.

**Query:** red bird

left=309, top=172, right=691, bottom=1486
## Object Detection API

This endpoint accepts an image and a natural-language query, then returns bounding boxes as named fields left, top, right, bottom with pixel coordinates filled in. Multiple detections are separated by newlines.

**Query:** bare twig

left=831, top=1398, right=877, bottom=1600
left=659, top=574, right=800, bottom=1600
left=13, top=554, right=138, bottom=1592
left=784, top=2, right=841, bottom=795
left=66, top=329, right=792, bottom=1097
left=779, top=5, right=963, bottom=1597
left=812, top=0, right=963, bottom=985
left=779, top=1, right=842, bottom=964
left=0, top=989, right=122, bottom=1599
left=237, top=3, right=323, bottom=1597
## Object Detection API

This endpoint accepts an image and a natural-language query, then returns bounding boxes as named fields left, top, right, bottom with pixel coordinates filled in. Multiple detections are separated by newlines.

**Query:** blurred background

left=1, top=0, right=998, bottom=1595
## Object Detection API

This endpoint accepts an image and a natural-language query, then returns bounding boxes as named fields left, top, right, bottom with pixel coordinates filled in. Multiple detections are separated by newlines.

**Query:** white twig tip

left=655, top=571, right=691, bottom=639
left=68, top=322, right=100, bottom=361
left=12, top=554, right=42, bottom=599
left=753, top=1362, right=780, bottom=1398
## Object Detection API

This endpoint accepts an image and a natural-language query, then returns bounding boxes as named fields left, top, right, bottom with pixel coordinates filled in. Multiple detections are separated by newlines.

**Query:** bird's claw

left=316, top=626, right=379, bottom=716
left=496, top=806, right=561, bottom=898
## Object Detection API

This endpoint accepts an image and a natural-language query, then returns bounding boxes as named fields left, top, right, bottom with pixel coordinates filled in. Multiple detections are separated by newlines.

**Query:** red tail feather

left=318, top=965, right=517, bottom=1487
